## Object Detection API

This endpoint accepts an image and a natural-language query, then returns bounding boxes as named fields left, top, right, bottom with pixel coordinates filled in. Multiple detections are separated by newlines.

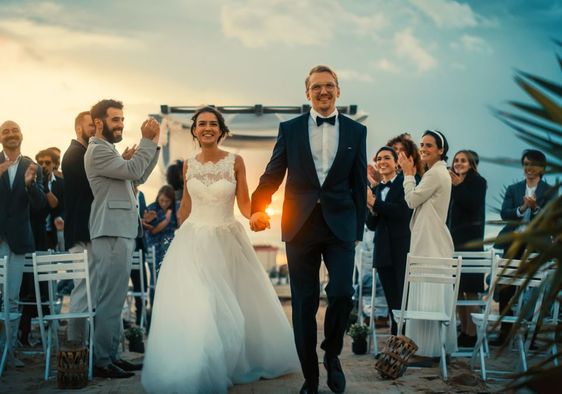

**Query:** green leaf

left=517, top=69, right=562, bottom=98
left=514, top=76, right=562, bottom=124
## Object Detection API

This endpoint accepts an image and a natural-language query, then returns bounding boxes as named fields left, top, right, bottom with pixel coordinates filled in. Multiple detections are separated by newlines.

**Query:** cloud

left=394, top=29, right=437, bottom=72
left=451, top=34, right=493, bottom=54
left=0, top=18, right=140, bottom=54
left=374, top=58, right=400, bottom=74
left=409, top=0, right=479, bottom=28
left=337, top=69, right=374, bottom=83
left=221, top=0, right=386, bottom=48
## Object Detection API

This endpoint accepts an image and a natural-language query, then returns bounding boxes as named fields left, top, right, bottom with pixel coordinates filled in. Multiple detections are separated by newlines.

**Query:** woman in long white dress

left=142, top=106, right=299, bottom=394
left=397, top=130, right=457, bottom=358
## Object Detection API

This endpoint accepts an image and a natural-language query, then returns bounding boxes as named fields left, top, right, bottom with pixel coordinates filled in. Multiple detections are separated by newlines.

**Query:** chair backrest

left=32, top=251, right=92, bottom=317
left=130, top=250, right=145, bottom=293
left=0, top=256, right=8, bottom=313
left=400, top=254, right=463, bottom=321
left=480, top=258, right=549, bottom=330
left=23, top=250, right=53, bottom=273
left=453, top=249, right=495, bottom=275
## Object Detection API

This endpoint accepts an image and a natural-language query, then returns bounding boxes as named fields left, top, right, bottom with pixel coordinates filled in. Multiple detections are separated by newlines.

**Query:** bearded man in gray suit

left=84, top=99, right=160, bottom=378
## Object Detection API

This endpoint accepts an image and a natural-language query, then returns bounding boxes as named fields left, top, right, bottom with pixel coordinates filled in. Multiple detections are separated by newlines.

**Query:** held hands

left=449, top=169, right=464, bottom=186
left=249, top=211, right=270, bottom=232
left=24, top=163, right=38, bottom=187
left=141, top=118, right=160, bottom=143
left=397, top=152, right=415, bottom=176
left=143, top=210, right=157, bottom=223
left=122, top=144, right=138, bottom=160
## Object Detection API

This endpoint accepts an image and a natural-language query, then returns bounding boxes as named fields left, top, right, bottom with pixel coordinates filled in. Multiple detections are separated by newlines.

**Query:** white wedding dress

left=142, top=153, right=299, bottom=394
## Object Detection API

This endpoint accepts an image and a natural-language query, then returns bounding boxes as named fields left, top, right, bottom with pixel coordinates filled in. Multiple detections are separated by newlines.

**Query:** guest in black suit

left=447, top=150, right=487, bottom=347
left=0, top=120, right=46, bottom=363
left=35, top=148, right=65, bottom=249
left=493, top=149, right=557, bottom=345
left=250, top=65, right=367, bottom=394
left=366, top=146, right=412, bottom=335
left=61, top=111, right=96, bottom=344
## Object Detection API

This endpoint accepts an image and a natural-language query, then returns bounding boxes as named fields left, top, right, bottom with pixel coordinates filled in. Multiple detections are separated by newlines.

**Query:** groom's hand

left=250, top=212, right=270, bottom=232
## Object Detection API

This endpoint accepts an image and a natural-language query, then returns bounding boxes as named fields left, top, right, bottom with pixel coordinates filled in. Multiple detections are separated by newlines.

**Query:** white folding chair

left=470, top=258, right=548, bottom=380
left=146, top=245, right=157, bottom=293
left=32, top=251, right=95, bottom=380
left=452, top=249, right=496, bottom=356
left=367, top=267, right=379, bottom=355
left=127, top=250, right=148, bottom=330
left=16, top=251, right=56, bottom=353
left=0, top=256, right=22, bottom=376
left=393, top=254, right=463, bottom=380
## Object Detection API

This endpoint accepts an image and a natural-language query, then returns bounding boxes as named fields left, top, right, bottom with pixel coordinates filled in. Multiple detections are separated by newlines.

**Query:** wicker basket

left=57, top=345, right=88, bottom=389
left=374, top=335, right=418, bottom=379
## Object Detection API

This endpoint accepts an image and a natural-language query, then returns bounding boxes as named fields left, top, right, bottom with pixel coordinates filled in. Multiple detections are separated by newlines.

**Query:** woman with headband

left=397, top=129, right=457, bottom=361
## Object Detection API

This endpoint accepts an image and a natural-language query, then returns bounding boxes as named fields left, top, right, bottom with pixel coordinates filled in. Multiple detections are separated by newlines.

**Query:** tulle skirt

left=142, top=220, right=299, bottom=394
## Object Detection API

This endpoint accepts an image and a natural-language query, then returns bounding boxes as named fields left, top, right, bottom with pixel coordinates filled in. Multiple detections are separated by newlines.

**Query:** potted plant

left=348, top=323, right=370, bottom=355
left=125, top=327, right=145, bottom=353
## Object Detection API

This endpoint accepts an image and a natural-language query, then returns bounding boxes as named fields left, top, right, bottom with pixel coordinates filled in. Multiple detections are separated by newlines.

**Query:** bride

left=142, top=106, right=299, bottom=393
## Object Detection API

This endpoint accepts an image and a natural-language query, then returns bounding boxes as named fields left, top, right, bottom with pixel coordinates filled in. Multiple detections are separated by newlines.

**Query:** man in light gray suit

left=84, top=99, right=160, bottom=379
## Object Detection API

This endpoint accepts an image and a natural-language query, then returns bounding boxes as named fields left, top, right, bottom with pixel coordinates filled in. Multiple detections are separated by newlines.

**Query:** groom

left=250, top=65, right=367, bottom=394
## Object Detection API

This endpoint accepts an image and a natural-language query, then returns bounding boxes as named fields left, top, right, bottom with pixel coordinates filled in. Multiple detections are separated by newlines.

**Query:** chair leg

left=440, top=323, right=448, bottom=381
left=45, top=325, right=52, bottom=380
left=0, top=340, right=8, bottom=376
left=517, top=334, right=527, bottom=372
left=88, top=317, right=94, bottom=380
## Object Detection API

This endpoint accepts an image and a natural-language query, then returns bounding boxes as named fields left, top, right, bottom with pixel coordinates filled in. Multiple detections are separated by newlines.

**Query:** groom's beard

left=102, top=120, right=123, bottom=144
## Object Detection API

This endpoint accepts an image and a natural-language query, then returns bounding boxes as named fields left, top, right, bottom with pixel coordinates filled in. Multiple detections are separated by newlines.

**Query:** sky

left=1, top=0, right=561, bottom=245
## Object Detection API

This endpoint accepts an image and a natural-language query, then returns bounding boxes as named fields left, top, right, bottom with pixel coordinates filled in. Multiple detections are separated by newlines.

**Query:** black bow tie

left=380, top=182, right=391, bottom=190
left=316, top=115, right=336, bottom=127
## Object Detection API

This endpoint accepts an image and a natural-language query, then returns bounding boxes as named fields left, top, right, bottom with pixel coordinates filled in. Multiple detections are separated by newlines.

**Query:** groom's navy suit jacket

left=251, top=112, right=367, bottom=243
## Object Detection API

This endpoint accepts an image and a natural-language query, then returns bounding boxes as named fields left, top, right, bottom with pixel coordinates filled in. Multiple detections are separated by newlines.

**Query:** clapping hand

left=141, top=118, right=160, bottom=143
left=24, top=163, right=38, bottom=187
left=54, top=217, right=64, bottom=231
left=397, top=152, right=415, bottom=176
left=122, top=144, right=138, bottom=160
left=165, top=209, right=172, bottom=221
left=249, top=211, right=270, bottom=232
left=367, top=164, right=381, bottom=187
left=524, top=195, right=537, bottom=211
left=449, top=169, right=464, bottom=186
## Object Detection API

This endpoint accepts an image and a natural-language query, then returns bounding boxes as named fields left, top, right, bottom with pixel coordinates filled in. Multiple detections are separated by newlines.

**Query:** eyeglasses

left=308, top=83, right=337, bottom=92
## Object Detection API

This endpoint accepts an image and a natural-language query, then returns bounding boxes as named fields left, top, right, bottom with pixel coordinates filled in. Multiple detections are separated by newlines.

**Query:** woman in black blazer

left=447, top=150, right=487, bottom=347
left=366, top=146, right=413, bottom=335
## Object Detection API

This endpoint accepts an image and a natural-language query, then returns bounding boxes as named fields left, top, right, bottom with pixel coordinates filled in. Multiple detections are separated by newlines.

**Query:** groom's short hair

left=305, top=65, right=339, bottom=90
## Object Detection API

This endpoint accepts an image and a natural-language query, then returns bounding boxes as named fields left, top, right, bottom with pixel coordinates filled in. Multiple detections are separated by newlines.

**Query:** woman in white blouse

left=397, top=130, right=457, bottom=359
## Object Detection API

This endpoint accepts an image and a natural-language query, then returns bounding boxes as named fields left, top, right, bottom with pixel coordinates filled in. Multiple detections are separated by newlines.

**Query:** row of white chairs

left=0, top=246, right=160, bottom=380
left=356, top=250, right=557, bottom=381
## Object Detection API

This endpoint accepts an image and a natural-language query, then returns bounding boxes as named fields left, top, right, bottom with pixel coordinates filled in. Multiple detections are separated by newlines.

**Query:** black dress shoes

left=324, top=355, right=346, bottom=393
left=113, top=358, right=143, bottom=371
left=299, top=380, right=319, bottom=394
left=93, top=363, right=134, bottom=379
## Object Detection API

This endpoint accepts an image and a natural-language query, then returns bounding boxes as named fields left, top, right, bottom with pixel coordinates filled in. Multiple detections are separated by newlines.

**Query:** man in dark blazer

left=365, top=146, right=412, bottom=336
left=61, top=110, right=96, bottom=344
left=0, top=120, right=46, bottom=362
left=250, top=65, right=367, bottom=394
left=493, top=149, right=557, bottom=345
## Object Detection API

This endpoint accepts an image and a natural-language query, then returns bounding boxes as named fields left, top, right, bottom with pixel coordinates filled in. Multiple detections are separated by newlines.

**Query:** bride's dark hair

left=190, top=106, right=230, bottom=144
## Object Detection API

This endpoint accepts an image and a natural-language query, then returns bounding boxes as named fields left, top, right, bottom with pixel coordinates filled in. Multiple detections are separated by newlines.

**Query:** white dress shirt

left=380, top=174, right=398, bottom=202
left=2, top=152, right=22, bottom=189
left=308, top=108, right=339, bottom=186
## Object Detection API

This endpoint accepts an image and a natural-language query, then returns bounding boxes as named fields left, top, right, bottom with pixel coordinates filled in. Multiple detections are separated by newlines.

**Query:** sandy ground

left=0, top=290, right=542, bottom=393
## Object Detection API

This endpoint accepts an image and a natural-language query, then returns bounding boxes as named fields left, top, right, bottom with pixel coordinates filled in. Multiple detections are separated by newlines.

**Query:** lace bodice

left=186, top=153, right=237, bottom=225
